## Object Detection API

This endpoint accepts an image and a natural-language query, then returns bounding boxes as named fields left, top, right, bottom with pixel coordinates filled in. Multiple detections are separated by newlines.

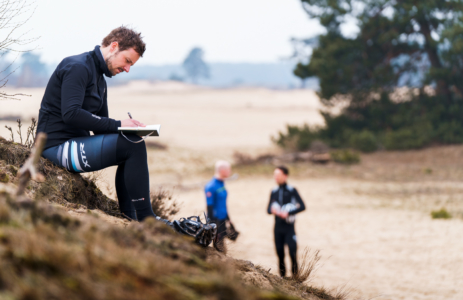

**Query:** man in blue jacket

left=205, top=160, right=237, bottom=251
left=36, top=26, right=216, bottom=246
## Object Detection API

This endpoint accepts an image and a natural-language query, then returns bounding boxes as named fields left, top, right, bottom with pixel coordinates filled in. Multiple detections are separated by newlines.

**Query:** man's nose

left=124, top=65, right=131, bottom=73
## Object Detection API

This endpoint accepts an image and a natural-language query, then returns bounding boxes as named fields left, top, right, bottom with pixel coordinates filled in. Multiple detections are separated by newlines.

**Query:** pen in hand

left=124, top=112, right=145, bottom=127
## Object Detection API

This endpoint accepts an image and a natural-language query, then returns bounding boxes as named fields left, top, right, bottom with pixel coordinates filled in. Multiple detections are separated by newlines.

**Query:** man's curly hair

left=102, top=26, right=146, bottom=57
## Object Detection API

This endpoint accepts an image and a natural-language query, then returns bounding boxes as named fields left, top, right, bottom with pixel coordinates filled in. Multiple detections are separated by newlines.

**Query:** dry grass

left=0, top=185, right=342, bottom=300
left=292, top=248, right=321, bottom=284
left=150, top=186, right=181, bottom=220
left=0, top=189, right=268, bottom=300
left=0, top=138, right=343, bottom=300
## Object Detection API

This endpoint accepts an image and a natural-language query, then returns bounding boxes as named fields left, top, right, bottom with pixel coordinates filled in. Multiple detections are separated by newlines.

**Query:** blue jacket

left=205, top=177, right=228, bottom=221
left=37, top=45, right=121, bottom=150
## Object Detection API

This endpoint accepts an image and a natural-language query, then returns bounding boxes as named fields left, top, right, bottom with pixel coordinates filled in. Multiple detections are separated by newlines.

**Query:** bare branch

left=0, top=0, right=38, bottom=100
left=16, top=132, right=46, bottom=196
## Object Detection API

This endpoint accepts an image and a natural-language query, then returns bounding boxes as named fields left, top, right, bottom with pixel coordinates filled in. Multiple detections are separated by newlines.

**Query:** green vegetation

left=273, top=125, right=319, bottom=152
left=0, top=172, right=9, bottom=183
left=349, top=130, right=377, bottom=153
left=431, top=208, right=452, bottom=219
left=330, top=150, right=360, bottom=165
left=282, top=0, right=463, bottom=152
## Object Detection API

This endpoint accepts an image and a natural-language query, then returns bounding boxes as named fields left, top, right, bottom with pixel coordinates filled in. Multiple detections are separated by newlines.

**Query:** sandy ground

left=1, top=82, right=462, bottom=299
left=177, top=176, right=463, bottom=300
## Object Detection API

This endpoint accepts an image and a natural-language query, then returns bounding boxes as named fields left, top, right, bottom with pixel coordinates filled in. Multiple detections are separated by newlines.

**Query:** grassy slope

left=0, top=138, right=342, bottom=300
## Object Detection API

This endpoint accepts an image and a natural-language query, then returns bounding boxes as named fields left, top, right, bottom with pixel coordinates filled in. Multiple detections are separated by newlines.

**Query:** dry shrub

left=233, top=151, right=275, bottom=166
left=292, top=248, right=321, bottom=283
left=4, top=118, right=37, bottom=148
left=233, top=259, right=347, bottom=300
left=150, top=187, right=180, bottom=220
left=310, top=140, right=330, bottom=154
left=233, top=151, right=254, bottom=165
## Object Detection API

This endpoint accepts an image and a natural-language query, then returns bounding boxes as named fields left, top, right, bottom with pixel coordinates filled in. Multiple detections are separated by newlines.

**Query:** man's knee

left=118, top=134, right=147, bottom=154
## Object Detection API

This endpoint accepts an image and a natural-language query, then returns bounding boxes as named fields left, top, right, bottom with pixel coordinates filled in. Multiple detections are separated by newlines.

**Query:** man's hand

left=270, top=202, right=281, bottom=215
left=271, top=206, right=279, bottom=215
left=278, top=211, right=289, bottom=219
left=121, top=119, right=146, bottom=127
left=226, top=220, right=240, bottom=241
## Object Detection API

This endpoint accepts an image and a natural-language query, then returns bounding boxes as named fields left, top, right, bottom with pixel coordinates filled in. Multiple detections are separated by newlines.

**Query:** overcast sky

left=22, top=0, right=323, bottom=65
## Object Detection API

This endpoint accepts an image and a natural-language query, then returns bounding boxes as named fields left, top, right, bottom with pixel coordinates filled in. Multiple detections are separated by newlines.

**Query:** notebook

left=118, top=124, right=161, bottom=137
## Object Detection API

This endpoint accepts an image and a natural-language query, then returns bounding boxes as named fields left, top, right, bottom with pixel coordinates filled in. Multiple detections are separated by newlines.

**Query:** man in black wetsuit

left=36, top=26, right=216, bottom=245
left=267, top=166, right=305, bottom=277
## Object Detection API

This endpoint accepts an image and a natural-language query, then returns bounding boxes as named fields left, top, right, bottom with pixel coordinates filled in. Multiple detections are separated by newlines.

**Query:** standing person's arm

left=288, top=188, right=306, bottom=215
left=267, top=193, right=273, bottom=214
left=205, top=187, right=215, bottom=220
left=268, top=191, right=281, bottom=215
left=60, top=63, right=121, bottom=132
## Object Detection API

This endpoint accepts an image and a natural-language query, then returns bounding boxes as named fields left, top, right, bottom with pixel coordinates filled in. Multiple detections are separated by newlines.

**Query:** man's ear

left=110, top=41, right=119, bottom=53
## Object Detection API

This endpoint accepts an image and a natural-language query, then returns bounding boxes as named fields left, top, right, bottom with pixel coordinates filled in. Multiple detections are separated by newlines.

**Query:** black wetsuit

left=267, top=183, right=306, bottom=277
left=38, top=46, right=156, bottom=221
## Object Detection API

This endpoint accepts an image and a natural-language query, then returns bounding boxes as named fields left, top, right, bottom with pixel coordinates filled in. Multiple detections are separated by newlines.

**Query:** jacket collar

left=214, top=176, right=224, bottom=183
left=278, top=182, right=287, bottom=188
left=91, top=45, right=112, bottom=78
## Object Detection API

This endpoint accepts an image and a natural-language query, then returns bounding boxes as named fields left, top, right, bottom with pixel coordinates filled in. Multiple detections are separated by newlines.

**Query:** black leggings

left=42, top=133, right=155, bottom=221
left=274, top=226, right=298, bottom=277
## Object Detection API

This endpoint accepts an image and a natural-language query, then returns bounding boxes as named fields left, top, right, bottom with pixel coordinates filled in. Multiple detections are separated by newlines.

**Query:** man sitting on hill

left=37, top=26, right=216, bottom=246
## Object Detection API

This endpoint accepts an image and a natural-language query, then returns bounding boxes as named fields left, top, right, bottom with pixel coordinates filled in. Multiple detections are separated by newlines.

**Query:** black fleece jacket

left=37, top=45, right=121, bottom=149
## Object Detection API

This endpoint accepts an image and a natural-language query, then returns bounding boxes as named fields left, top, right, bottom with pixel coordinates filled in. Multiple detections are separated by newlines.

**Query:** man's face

left=274, top=169, right=287, bottom=185
left=105, top=46, right=140, bottom=76
left=219, top=166, right=231, bottom=179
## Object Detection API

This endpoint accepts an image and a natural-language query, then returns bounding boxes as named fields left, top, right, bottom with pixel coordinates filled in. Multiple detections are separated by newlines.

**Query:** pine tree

left=296, top=0, right=463, bottom=104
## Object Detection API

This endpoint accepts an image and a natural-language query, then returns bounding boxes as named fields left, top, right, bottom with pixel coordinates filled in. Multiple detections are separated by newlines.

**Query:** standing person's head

left=215, top=160, right=231, bottom=180
left=100, top=26, right=146, bottom=76
left=274, top=166, right=289, bottom=185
